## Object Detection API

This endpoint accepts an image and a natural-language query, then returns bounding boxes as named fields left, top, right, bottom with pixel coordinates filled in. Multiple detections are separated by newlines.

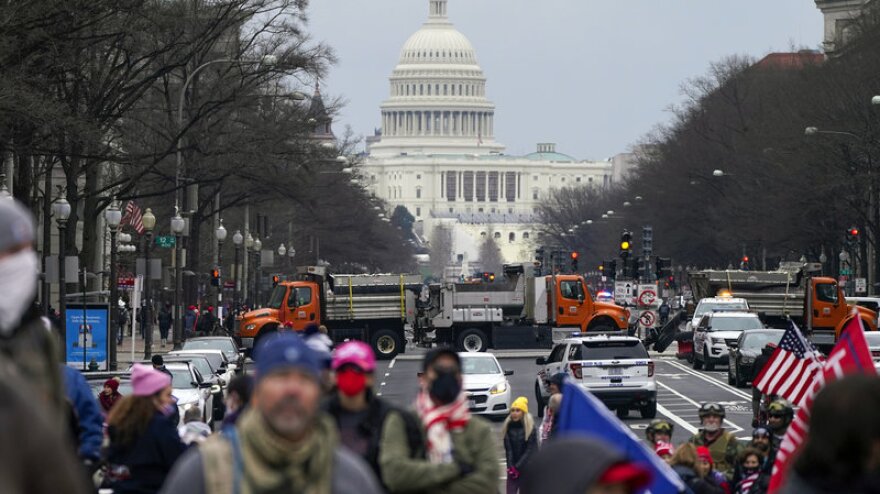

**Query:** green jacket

left=688, top=429, right=742, bottom=479
left=379, top=411, right=499, bottom=494
left=0, top=314, right=64, bottom=421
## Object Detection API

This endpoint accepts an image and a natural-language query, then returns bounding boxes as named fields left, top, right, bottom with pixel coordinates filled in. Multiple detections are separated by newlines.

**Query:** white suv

left=693, top=311, right=764, bottom=371
left=688, top=297, right=750, bottom=332
left=535, top=334, right=656, bottom=418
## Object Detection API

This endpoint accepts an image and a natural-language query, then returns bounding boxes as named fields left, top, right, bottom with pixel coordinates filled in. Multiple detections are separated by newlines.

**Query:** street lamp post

left=104, top=201, right=122, bottom=370
left=232, top=230, right=243, bottom=312
left=142, top=208, right=156, bottom=359
left=170, top=208, right=185, bottom=349
left=215, top=221, right=227, bottom=316
left=53, top=192, right=71, bottom=361
left=253, top=237, right=262, bottom=307
left=287, top=244, right=296, bottom=271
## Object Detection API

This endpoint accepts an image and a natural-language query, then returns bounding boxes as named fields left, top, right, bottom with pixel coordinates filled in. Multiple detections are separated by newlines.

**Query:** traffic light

left=481, top=272, right=495, bottom=283
left=740, top=255, right=750, bottom=271
left=847, top=226, right=860, bottom=243
left=620, top=231, right=633, bottom=260
left=655, top=257, right=672, bottom=280
left=210, top=267, right=220, bottom=287
left=570, top=252, right=579, bottom=273
left=602, top=260, right=617, bottom=280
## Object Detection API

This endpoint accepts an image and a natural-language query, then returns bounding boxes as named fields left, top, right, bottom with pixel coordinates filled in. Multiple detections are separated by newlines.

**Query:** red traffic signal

left=570, top=252, right=579, bottom=260
left=849, top=227, right=860, bottom=237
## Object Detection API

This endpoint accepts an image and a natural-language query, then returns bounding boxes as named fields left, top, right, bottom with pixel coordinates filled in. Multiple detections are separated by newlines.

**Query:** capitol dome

left=369, top=0, right=504, bottom=156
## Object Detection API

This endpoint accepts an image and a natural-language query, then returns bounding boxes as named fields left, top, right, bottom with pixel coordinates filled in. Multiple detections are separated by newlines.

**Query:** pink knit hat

left=131, top=363, right=171, bottom=396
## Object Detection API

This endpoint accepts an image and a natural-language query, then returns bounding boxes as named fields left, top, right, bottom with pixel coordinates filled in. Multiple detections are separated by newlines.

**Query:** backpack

left=396, top=408, right=426, bottom=458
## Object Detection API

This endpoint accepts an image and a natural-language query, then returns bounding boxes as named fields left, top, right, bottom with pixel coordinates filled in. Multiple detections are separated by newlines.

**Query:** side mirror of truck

left=535, top=357, right=547, bottom=365
left=578, top=295, right=585, bottom=305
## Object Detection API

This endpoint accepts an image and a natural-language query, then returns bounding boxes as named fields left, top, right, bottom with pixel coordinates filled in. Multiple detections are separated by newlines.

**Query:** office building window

left=463, top=171, right=474, bottom=202
left=488, top=172, right=499, bottom=202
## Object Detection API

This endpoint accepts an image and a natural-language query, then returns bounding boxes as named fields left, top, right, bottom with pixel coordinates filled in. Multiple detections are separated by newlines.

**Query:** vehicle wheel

left=692, top=350, right=704, bottom=370
left=686, top=352, right=694, bottom=364
left=704, top=349, right=715, bottom=371
left=371, top=329, right=402, bottom=360
left=640, top=399, right=657, bottom=419
left=457, top=328, right=488, bottom=353
left=616, top=407, right=629, bottom=419
left=734, top=364, right=745, bottom=388
left=535, top=382, right=545, bottom=418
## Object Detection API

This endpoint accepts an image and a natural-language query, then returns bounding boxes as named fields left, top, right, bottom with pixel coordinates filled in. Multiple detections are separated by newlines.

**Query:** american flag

left=120, top=200, right=144, bottom=235
left=737, top=472, right=759, bottom=493
left=753, top=320, right=823, bottom=406
left=767, top=314, right=876, bottom=492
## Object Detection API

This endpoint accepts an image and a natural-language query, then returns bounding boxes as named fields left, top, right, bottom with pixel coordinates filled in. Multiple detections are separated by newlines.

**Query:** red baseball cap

left=598, top=462, right=652, bottom=489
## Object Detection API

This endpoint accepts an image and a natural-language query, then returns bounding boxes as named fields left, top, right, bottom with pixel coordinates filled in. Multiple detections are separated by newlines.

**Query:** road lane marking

left=656, top=403, right=698, bottom=434
left=389, top=358, right=396, bottom=369
left=381, top=382, right=386, bottom=386
left=657, top=381, right=743, bottom=433
left=663, top=360, right=753, bottom=400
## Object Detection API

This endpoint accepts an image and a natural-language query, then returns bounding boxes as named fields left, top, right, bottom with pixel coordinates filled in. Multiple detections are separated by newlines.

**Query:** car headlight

left=490, top=381, right=508, bottom=395
left=711, top=337, right=724, bottom=345
left=245, top=324, right=256, bottom=331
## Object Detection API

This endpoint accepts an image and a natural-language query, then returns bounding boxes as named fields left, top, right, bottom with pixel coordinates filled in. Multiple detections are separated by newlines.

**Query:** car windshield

left=266, top=285, right=286, bottom=309
left=460, top=357, right=501, bottom=375
left=581, top=340, right=649, bottom=360
left=696, top=301, right=748, bottom=317
left=169, top=357, right=214, bottom=378
left=743, top=331, right=784, bottom=351
left=174, top=351, right=224, bottom=370
left=864, top=332, right=880, bottom=347
left=183, top=339, right=237, bottom=358
left=167, top=367, right=196, bottom=388
left=89, top=380, right=133, bottom=399
left=709, top=316, right=762, bottom=331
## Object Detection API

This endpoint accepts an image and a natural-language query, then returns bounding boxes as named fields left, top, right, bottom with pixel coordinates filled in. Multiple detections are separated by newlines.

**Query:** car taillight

left=647, top=361, right=655, bottom=377
left=569, top=362, right=583, bottom=379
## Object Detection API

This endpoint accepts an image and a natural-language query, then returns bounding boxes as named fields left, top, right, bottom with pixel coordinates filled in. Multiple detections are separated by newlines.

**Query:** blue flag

left=556, top=380, right=684, bottom=494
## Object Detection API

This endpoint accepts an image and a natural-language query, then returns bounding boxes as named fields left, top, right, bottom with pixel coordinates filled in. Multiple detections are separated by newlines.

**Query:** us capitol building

left=360, top=0, right=616, bottom=268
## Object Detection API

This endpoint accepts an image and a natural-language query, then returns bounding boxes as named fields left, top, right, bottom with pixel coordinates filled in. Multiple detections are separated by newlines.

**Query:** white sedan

left=458, top=352, right=513, bottom=418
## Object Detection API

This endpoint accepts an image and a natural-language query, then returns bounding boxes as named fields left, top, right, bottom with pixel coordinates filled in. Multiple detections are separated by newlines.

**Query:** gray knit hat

left=0, top=200, right=35, bottom=253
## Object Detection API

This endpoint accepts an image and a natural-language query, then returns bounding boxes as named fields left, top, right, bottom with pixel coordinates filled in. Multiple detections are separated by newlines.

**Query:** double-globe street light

left=104, top=201, right=123, bottom=369
left=141, top=208, right=157, bottom=359
left=233, top=230, right=243, bottom=313
left=53, top=191, right=72, bottom=360
left=216, top=221, right=228, bottom=317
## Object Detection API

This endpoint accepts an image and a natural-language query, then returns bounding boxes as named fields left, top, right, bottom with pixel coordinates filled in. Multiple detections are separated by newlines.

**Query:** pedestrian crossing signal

left=210, top=268, right=220, bottom=287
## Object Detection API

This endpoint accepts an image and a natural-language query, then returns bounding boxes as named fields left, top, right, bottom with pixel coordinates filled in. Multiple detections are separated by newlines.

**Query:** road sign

left=639, top=310, right=657, bottom=329
left=855, top=278, right=867, bottom=294
left=841, top=268, right=852, bottom=275
left=155, top=235, right=176, bottom=248
left=615, top=281, right=636, bottom=306
left=638, top=284, right=658, bottom=307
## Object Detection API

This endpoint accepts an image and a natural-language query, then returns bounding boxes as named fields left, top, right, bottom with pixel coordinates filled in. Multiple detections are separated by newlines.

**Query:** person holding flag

left=542, top=376, right=685, bottom=494
left=770, top=313, right=878, bottom=492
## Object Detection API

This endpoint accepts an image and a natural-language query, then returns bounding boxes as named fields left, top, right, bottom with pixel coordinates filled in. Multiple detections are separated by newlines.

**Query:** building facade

left=362, top=0, right=613, bottom=267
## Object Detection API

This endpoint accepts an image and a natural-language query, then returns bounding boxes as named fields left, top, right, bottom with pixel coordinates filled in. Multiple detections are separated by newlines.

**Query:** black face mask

left=429, top=368, right=461, bottom=405
left=742, top=466, right=760, bottom=476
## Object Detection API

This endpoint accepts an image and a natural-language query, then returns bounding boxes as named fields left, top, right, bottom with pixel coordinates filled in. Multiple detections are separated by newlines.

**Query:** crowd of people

left=6, top=199, right=880, bottom=494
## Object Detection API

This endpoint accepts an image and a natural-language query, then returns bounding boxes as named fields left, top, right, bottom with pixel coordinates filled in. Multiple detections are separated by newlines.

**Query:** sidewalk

left=115, top=325, right=174, bottom=369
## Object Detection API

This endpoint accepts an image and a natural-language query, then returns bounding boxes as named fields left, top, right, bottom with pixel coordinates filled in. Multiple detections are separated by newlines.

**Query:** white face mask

left=0, top=249, right=38, bottom=335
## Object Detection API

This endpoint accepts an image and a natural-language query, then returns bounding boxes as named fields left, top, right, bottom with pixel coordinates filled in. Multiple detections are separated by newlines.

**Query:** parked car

left=164, top=361, right=219, bottom=426
left=458, top=352, right=512, bottom=418
left=182, top=336, right=245, bottom=374
left=85, top=371, right=132, bottom=399
left=727, top=329, right=785, bottom=387
left=535, top=333, right=656, bottom=419
left=163, top=355, right=226, bottom=420
left=167, top=349, right=234, bottom=385
left=693, top=311, right=764, bottom=371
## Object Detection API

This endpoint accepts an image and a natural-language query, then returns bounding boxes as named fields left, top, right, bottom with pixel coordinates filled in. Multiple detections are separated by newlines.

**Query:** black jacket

left=503, top=421, right=537, bottom=471
left=105, top=413, right=185, bottom=494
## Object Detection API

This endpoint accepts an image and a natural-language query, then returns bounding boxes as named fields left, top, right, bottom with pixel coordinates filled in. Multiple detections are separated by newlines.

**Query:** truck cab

left=551, top=275, right=630, bottom=333
left=236, top=281, right=318, bottom=350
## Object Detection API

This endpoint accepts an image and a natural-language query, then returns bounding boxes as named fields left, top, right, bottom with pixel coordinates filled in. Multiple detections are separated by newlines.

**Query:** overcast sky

left=306, top=1, right=824, bottom=160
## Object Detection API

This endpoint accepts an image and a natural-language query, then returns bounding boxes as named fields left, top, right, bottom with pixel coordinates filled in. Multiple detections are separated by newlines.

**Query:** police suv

left=535, top=333, right=657, bottom=418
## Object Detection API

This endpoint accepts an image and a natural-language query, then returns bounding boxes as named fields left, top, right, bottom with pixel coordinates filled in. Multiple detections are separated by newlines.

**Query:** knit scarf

left=415, top=390, right=471, bottom=464
left=236, top=408, right=335, bottom=494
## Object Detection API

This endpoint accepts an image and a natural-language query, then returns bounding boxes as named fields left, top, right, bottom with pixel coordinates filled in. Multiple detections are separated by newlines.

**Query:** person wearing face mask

left=324, top=341, right=416, bottom=488
left=688, top=402, right=742, bottom=481
left=733, top=448, right=768, bottom=494
left=379, top=347, right=499, bottom=494
left=104, top=364, right=185, bottom=494
left=748, top=427, right=772, bottom=474
left=0, top=199, right=65, bottom=417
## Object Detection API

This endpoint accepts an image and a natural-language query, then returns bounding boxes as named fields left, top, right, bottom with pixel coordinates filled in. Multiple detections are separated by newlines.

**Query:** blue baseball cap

left=255, top=332, right=321, bottom=381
